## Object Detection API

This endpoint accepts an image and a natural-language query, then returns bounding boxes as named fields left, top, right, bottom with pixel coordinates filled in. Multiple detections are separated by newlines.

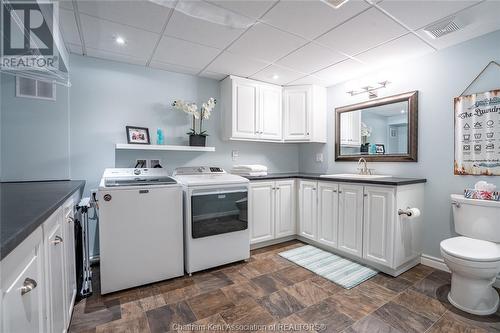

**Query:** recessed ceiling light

left=115, top=36, right=126, bottom=45
left=321, top=0, right=350, bottom=9
left=272, top=74, right=279, bottom=80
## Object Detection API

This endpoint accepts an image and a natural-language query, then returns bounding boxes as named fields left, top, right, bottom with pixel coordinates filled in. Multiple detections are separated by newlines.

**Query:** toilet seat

left=441, top=237, right=500, bottom=262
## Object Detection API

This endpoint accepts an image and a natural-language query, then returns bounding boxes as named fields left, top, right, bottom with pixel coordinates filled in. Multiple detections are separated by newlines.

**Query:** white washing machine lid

left=441, top=236, right=500, bottom=262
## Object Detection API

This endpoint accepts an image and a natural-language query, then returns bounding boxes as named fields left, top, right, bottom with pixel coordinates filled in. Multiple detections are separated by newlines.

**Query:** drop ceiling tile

left=314, top=59, right=369, bottom=85
left=67, top=43, right=83, bottom=55
left=152, top=36, right=220, bottom=71
left=86, top=47, right=147, bottom=66
left=415, top=0, right=500, bottom=50
left=356, top=33, right=434, bottom=70
left=250, top=64, right=305, bottom=85
left=205, top=51, right=269, bottom=77
left=227, top=22, right=307, bottom=62
left=77, top=0, right=172, bottom=33
left=379, top=0, right=480, bottom=30
left=164, top=2, right=248, bottom=49
left=207, top=0, right=277, bottom=19
left=287, top=75, right=329, bottom=86
left=149, top=61, right=200, bottom=75
left=199, top=71, right=228, bottom=81
left=276, top=42, right=347, bottom=74
left=261, top=0, right=369, bottom=39
left=80, top=14, right=159, bottom=61
left=59, top=9, right=81, bottom=45
left=316, top=7, right=408, bottom=56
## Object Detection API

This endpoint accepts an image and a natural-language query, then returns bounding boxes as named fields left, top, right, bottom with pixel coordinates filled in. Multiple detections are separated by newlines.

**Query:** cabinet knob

left=21, top=278, right=37, bottom=296
left=333, top=190, right=337, bottom=193
left=52, top=235, right=63, bottom=245
left=364, top=194, right=368, bottom=197
left=338, top=190, right=342, bottom=193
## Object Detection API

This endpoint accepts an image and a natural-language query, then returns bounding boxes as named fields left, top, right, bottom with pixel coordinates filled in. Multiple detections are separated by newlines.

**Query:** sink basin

left=320, top=173, right=392, bottom=179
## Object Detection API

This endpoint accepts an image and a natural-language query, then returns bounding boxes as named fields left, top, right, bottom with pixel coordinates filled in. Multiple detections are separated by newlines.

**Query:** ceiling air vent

left=16, top=76, right=56, bottom=101
left=424, top=16, right=465, bottom=39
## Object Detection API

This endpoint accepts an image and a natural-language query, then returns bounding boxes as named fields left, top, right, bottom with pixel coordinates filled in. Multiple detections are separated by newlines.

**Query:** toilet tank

left=451, top=194, right=500, bottom=242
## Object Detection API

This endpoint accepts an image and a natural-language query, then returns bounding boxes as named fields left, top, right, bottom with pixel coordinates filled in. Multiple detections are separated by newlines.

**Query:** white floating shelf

left=115, top=144, right=215, bottom=152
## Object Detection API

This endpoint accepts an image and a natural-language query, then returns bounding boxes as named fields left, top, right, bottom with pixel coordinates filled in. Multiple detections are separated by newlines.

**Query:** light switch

left=232, top=150, right=239, bottom=161
left=315, top=153, right=324, bottom=163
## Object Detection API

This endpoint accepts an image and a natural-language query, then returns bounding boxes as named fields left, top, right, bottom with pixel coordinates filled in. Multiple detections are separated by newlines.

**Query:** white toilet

left=440, top=194, right=500, bottom=315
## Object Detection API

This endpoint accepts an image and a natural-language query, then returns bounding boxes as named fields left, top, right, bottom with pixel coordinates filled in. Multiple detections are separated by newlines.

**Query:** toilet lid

left=441, top=237, right=500, bottom=262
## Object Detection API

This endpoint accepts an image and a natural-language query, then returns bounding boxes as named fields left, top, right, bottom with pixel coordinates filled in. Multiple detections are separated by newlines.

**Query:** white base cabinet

left=249, top=179, right=296, bottom=244
left=1, top=194, right=79, bottom=333
left=296, top=179, right=423, bottom=273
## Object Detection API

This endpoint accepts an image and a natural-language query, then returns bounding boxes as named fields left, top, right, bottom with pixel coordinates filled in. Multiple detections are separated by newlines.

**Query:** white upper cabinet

left=283, top=85, right=326, bottom=143
left=317, top=182, right=339, bottom=248
left=259, top=84, right=283, bottom=140
left=222, top=76, right=282, bottom=142
left=222, top=76, right=326, bottom=143
left=338, top=184, right=364, bottom=257
left=340, top=111, right=361, bottom=147
left=363, top=186, right=395, bottom=266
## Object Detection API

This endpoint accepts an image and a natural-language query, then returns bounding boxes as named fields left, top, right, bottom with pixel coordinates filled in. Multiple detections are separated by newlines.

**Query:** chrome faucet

left=358, top=157, right=370, bottom=175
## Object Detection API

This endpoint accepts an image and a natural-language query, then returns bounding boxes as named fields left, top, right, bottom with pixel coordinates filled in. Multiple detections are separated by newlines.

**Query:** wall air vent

left=16, top=76, right=56, bottom=101
left=424, top=16, right=466, bottom=39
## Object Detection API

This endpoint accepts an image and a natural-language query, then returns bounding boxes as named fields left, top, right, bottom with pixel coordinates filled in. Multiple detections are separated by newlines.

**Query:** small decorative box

left=464, top=189, right=500, bottom=201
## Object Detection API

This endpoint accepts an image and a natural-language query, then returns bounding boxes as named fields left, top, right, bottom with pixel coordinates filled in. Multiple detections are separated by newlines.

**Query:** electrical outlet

left=315, top=153, right=324, bottom=163
left=232, top=150, right=239, bottom=161
left=150, top=159, right=161, bottom=168
left=135, top=159, right=147, bottom=168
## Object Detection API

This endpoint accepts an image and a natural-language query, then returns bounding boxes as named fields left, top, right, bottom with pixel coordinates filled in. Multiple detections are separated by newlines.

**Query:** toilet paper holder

left=398, top=207, right=416, bottom=217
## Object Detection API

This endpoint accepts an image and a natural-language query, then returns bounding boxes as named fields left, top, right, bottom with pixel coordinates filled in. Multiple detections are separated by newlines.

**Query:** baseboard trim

left=420, top=254, right=500, bottom=288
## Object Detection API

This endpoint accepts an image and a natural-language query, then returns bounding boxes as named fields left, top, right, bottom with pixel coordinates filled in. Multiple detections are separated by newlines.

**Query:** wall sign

left=454, top=89, right=500, bottom=175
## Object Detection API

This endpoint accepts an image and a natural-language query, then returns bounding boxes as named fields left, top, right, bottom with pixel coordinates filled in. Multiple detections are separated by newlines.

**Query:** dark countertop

left=1, top=180, right=85, bottom=260
left=241, top=173, right=426, bottom=186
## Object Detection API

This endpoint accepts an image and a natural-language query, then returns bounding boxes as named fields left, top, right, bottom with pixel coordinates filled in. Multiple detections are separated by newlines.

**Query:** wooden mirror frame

left=335, top=91, right=418, bottom=162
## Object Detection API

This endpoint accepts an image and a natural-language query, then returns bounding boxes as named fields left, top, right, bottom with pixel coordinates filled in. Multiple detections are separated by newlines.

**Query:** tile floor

left=69, top=241, right=500, bottom=332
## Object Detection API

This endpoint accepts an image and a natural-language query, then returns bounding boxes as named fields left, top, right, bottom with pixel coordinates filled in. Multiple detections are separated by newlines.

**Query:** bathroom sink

left=320, top=173, right=392, bottom=179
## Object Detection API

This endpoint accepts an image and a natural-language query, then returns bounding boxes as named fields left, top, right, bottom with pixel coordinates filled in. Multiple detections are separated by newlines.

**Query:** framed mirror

left=335, top=91, right=418, bottom=162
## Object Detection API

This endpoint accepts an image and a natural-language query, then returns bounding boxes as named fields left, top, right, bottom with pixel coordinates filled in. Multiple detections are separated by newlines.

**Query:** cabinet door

left=275, top=180, right=296, bottom=238
left=259, top=85, right=282, bottom=140
left=363, top=186, right=395, bottom=266
left=45, top=215, right=66, bottom=333
left=338, top=184, right=364, bottom=257
left=284, top=87, right=311, bottom=141
left=1, top=231, right=45, bottom=333
left=233, top=81, right=259, bottom=139
left=249, top=182, right=275, bottom=244
left=63, top=203, right=76, bottom=325
left=317, top=182, right=339, bottom=248
left=298, top=180, right=317, bottom=240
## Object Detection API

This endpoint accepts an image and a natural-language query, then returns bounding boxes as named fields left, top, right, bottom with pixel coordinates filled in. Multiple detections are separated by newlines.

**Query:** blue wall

left=298, top=30, right=500, bottom=258
left=1, top=73, right=71, bottom=181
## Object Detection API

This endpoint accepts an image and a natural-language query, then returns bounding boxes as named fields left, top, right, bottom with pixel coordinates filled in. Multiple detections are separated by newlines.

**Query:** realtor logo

left=1, top=1, right=57, bottom=70
left=487, top=132, right=494, bottom=139
left=474, top=133, right=482, bottom=139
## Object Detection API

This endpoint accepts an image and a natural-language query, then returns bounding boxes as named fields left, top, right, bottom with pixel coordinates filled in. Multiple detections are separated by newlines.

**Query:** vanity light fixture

left=346, top=80, right=390, bottom=99
left=321, top=0, right=350, bottom=9
left=114, top=36, right=126, bottom=45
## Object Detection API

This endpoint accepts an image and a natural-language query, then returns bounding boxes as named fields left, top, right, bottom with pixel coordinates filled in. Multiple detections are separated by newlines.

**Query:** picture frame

left=126, top=126, right=150, bottom=144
